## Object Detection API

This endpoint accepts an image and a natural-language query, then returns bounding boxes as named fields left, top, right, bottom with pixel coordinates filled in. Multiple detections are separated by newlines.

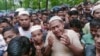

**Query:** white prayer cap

left=30, top=25, right=42, bottom=33
left=18, top=11, right=30, bottom=16
left=70, top=8, right=77, bottom=11
left=15, top=8, right=25, bottom=12
left=49, top=16, right=62, bottom=23
left=91, top=4, right=100, bottom=15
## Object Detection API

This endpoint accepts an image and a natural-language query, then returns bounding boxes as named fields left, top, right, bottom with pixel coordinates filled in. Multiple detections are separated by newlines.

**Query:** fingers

left=48, top=36, right=53, bottom=46
left=61, top=35, right=69, bottom=42
left=60, top=34, right=70, bottom=46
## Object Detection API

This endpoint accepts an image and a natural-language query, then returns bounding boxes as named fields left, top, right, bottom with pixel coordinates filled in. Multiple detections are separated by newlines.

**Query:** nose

left=96, top=38, right=100, bottom=43
left=55, top=28, right=59, bottom=32
left=6, top=39, right=10, bottom=44
left=92, top=31, right=96, bottom=35
left=23, top=20, right=26, bottom=23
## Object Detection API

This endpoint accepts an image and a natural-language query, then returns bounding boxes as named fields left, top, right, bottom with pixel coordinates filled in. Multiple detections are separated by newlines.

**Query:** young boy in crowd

left=81, top=19, right=99, bottom=46
left=2, top=26, right=19, bottom=44
left=85, top=19, right=100, bottom=56
left=7, top=36, right=31, bottom=56
left=2, top=26, right=19, bottom=56
left=31, top=25, right=44, bottom=56
left=0, top=18, right=12, bottom=56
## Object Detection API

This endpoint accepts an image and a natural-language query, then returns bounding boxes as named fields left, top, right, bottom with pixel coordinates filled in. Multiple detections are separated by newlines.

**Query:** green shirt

left=81, top=33, right=94, bottom=45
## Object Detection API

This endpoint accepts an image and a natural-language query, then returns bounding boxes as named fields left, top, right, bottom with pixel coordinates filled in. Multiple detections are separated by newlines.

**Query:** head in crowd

left=41, top=13, right=48, bottom=22
left=0, top=18, right=12, bottom=33
left=33, top=19, right=41, bottom=25
left=90, top=19, right=100, bottom=37
left=18, top=11, right=31, bottom=30
left=14, top=8, right=25, bottom=24
left=60, top=4, right=69, bottom=14
left=13, top=12, right=19, bottom=25
left=43, top=20, right=49, bottom=30
left=4, top=16, right=13, bottom=24
left=49, top=16, right=64, bottom=38
left=69, top=19, right=82, bottom=32
left=31, top=13, right=38, bottom=22
left=68, top=10, right=79, bottom=21
left=80, top=15, right=88, bottom=27
left=83, top=2, right=92, bottom=14
left=31, top=25, right=43, bottom=44
left=7, top=36, right=30, bottom=56
left=57, top=8, right=64, bottom=19
left=92, top=4, right=100, bottom=19
left=37, top=11, right=42, bottom=19
left=94, top=21, right=100, bottom=50
left=52, top=6, right=60, bottom=15
left=2, top=26, right=19, bottom=44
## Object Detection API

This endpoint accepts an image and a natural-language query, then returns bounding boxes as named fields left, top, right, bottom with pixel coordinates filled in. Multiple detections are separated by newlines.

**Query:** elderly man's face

left=93, top=9, right=100, bottom=19
left=50, top=20, right=64, bottom=38
left=94, top=29, right=100, bottom=50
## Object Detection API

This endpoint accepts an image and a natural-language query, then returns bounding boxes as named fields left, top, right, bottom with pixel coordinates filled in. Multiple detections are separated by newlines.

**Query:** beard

left=22, top=26, right=30, bottom=31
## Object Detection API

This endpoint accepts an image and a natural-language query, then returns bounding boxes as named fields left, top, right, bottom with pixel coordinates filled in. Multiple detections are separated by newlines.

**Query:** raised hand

left=60, top=34, right=70, bottom=46
left=48, top=36, right=54, bottom=47
left=33, top=39, right=42, bottom=50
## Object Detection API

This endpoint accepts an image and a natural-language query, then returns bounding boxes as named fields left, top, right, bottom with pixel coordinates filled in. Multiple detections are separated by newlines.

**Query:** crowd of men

left=0, top=1, right=100, bottom=56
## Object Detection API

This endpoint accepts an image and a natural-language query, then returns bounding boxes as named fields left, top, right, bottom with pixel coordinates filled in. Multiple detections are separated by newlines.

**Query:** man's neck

left=22, top=25, right=31, bottom=31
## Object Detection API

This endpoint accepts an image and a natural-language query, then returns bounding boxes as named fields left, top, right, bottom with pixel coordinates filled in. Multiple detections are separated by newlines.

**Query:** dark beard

left=22, top=26, right=30, bottom=31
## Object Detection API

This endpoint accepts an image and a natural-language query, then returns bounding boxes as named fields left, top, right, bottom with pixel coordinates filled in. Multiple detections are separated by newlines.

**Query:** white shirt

left=0, top=34, right=7, bottom=51
left=18, top=26, right=32, bottom=38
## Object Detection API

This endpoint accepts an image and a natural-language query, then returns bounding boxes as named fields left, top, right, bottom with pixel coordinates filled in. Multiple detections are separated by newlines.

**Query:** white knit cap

left=49, top=16, right=62, bottom=23
left=91, top=4, right=100, bottom=15
left=70, top=8, right=77, bottom=11
left=18, top=11, right=29, bottom=16
left=15, top=8, right=25, bottom=12
left=30, top=25, right=42, bottom=33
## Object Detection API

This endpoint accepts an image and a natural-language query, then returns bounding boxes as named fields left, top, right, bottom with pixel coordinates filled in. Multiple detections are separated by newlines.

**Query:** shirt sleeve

left=67, top=30, right=83, bottom=50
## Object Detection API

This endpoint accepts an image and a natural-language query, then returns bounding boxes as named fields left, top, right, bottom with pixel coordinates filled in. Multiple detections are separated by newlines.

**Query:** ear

left=62, top=23, right=64, bottom=28
left=61, top=21, right=64, bottom=28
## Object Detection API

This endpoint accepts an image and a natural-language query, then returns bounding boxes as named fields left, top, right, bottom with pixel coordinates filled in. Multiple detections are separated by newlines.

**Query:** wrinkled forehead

left=49, top=20, right=63, bottom=26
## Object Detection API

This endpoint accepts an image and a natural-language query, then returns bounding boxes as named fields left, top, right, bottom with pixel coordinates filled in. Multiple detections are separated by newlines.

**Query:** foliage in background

left=0, top=0, right=99, bottom=10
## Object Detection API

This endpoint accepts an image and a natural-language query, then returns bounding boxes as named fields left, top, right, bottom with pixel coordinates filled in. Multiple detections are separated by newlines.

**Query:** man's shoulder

left=66, top=29, right=78, bottom=35
left=83, top=33, right=92, bottom=38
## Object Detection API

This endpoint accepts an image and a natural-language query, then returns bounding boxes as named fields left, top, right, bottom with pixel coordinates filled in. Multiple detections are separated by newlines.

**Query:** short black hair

left=69, top=19, right=82, bottom=29
left=57, top=8, right=64, bottom=13
left=0, top=17, right=12, bottom=26
left=33, top=19, right=41, bottom=25
left=90, top=19, right=100, bottom=29
left=68, top=10, right=79, bottom=16
left=83, top=2, right=92, bottom=6
left=7, top=36, right=30, bottom=56
left=2, top=26, right=19, bottom=36
left=14, top=12, right=19, bottom=17
left=42, top=13, right=48, bottom=16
